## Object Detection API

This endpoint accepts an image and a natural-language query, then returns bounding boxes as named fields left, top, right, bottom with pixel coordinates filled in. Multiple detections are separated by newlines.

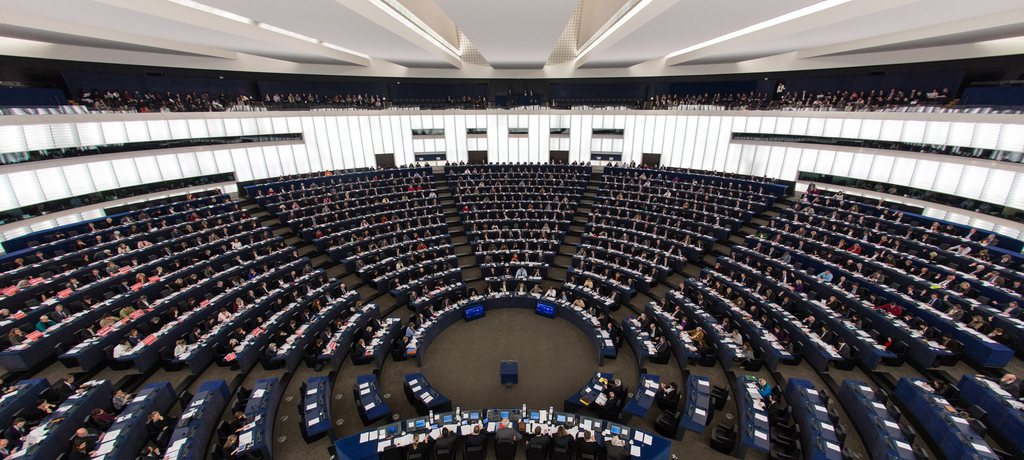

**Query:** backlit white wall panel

left=3, top=111, right=1024, bottom=239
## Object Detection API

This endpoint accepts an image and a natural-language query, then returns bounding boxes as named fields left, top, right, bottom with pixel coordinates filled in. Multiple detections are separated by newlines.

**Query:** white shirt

left=112, top=344, right=131, bottom=358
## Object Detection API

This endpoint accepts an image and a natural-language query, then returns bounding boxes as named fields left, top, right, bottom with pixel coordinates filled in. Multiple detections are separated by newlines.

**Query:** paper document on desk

left=306, top=388, right=317, bottom=396
left=94, top=441, right=115, bottom=456
left=251, top=388, right=265, bottom=399
left=694, top=408, right=706, bottom=417
left=754, top=430, right=768, bottom=441
left=393, top=434, right=413, bottom=447
left=642, top=433, right=652, bottom=445
left=360, top=432, right=370, bottom=443
left=365, top=402, right=376, bottom=410
left=360, top=388, right=370, bottom=396
left=307, top=417, right=320, bottom=427
left=306, top=403, right=316, bottom=411
left=630, top=445, right=642, bottom=456
left=884, top=420, right=899, bottom=429
left=972, top=442, right=992, bottom=453
left=422, top=394, right=434, bottom=403
left=459, top=425, right=474, bottom=436
left=645, top=389, right=655, bottom=397
left=754, top=413, right=768, bottom=423
left=376, top=439, right=392, bottom=452
left=411, top=385, right=421, bottom=393
left=826, top=441, right=840, bottom=452
left=238, top=432, right=253, bottom=446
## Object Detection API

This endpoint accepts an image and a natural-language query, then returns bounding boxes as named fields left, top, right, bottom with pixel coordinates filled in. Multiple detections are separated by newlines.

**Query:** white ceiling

left=434, top=0, right=578, bottom=68
left=0, top=0, right=1022, bottom=78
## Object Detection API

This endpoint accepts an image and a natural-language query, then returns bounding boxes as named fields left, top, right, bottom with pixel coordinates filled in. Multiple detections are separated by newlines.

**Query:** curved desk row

left=405, top=293, right=616, bottom=367
left=320, top=303, right=379, bottom=370
left=335, top=404, right=671, bottom=460
left=403, top=373, right=452, bottom=416
left=236, top=377, right=283, bottom=459
left=301, top=376, right=332, bottom=440
left=165, top=380, right=230, bottom=460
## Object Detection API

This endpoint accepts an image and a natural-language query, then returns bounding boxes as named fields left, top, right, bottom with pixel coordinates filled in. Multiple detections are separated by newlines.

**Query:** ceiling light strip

left=367, top=0, right=461, bottom=60
left=666, top=0, right=852, bottom=58
left=165, top=0, right=368, bottom=59
left=575, top=0, right=649, bottom=58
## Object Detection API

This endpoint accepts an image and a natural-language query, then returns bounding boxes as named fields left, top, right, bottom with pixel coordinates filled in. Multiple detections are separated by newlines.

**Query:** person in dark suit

left=352, top=339, right=367, bottom=358
left=835, top=338, right=852, bottom=360
left=49, top=375, right=77, bottom=403
left=605, top=435, right=629, bottom=460
left=406, top=433, right=428, bottom=459
left=576, top=430, right=599, bottom=457
left=495, top=418, right=521, bottom=443
left=464, top=424, right=487, bottom=449
left=552, top=426, right=572, bottom=453
left=4, top=418, right=27, bottom=449
left=72, top=427, right=99, bottom=452
left=526, top=426, right=551, bottom=452
left=434, top=427, right=456, bottom=453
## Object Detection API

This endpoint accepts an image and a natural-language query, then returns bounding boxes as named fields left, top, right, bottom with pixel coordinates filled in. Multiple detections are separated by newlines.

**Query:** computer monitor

left=530, top=411, right=540, bottom=421
left=415, top=419, right=426, bottom=429
left=442, top=414, right=453, bottom=424
left=535, top=302, right=556, bottom=318
left=500, top=410, right=509, bottom=419
left=387, top=424, right=398, bottom=434
left=465, top=305, right=485, bottom=321
left=467, top=411, right=480, bottom=421
left=610, top=425, right=621, bottom=435
left=556, top=414, right=567, bottom=423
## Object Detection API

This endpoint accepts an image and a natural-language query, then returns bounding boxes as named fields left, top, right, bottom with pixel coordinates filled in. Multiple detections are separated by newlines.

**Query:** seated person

left=88, top=408, right=116, bottom=430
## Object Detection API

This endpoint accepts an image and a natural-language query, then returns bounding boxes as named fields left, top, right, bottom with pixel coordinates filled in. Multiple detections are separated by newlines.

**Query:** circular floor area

left=412, top=308, right=603, bottom=410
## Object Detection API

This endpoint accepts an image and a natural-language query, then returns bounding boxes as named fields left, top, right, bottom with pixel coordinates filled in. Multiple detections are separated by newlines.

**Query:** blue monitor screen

left=465, top=305, right=485, bottom=321
left=530, top=411, right=540, bottom=420
left=556, top=415, right=566, bottom=423
left=500, top=411, right=509, bottom=419
left=468, top=412, right=480, bottom=420
left=415, top=420, right=426, bottom=428
left=610, top=425, right=621, bottom=435
left=442, top=415, right=453, bottom=423
left=536, top=303, right=556, bottom=318
left=387, top=425, right=398, bottom=434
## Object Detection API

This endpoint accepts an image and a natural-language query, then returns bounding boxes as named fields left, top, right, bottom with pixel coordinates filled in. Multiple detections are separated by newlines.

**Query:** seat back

left=496, top=440, right=516, bottom=460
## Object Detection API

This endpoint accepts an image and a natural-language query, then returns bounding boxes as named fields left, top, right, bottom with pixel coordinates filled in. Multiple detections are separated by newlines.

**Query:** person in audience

left=89, top=408, right=116, bottom=430
left=465, top=424, right=487, bottom=448
left=3, top=418, right=26, bottom=449
left=22, top=399, right=53, bottom=423
left=605, top=435, right=629, bottom=460
left=73, top=427, right=99, bottom=452
left=112, top=339, right=132, bottom=358
left=407, top=433, right=428, bottom=458
left=67, top=439, right=91, bottom=460
left=35, top=315, right=56, bottom=332
left=576, top=430, right=599, bottom=456
left=495, top=418, right=521, bottom=443
left=656, top=382, right=679, bottom=409
left=1000, top=373, right=1021, bottom=397
left=173, top=340, right=188, bottom=359
left=0, top=438, right=10, bottom=458
left=7, top=328, right=24, bottom=347
left=50, top=374, right=77, bottom=402
left=757, top=378, right=773, bottom=400
left=147, top=411, right=171, bottom=448
left=112, top=389, right=132, bottom=411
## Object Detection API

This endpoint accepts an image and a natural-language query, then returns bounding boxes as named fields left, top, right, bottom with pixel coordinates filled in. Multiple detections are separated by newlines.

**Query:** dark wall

left=0, top=87, right=67, bottom=106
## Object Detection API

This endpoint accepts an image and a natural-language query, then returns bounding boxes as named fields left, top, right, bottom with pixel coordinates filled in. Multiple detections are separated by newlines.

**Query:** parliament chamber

left=3, top=2, right=1024, bottom=459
